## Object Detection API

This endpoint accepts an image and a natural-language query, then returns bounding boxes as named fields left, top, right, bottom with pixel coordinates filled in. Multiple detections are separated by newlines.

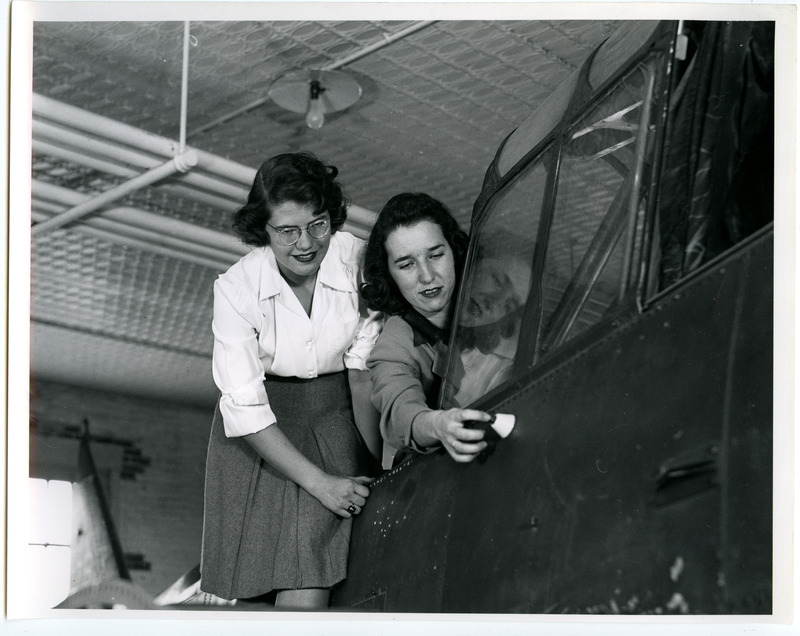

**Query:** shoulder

left=369, top=316, right=415, bottom=361
left=379, top=315, right=414, bottom=341
left=328, top=231, right=364, bottom=265
left=220, top=247, right=269, bottom=278
left=320, top=232, right=364, bottom=291
left=214, top=247, right=274, bottom=298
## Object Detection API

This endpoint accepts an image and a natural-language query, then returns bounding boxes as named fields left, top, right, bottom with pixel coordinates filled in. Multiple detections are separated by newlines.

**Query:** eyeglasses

left=266, top=217, right=330, bottom=246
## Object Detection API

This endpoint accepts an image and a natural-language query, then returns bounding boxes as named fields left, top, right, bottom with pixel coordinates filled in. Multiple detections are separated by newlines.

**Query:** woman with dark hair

left=361, top=192, right=492, bottom=464
left=201, top=152, right=380, bottom=609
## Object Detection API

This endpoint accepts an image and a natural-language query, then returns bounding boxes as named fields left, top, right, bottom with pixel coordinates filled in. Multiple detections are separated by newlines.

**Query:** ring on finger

left=347, top=504, right=357, bottom=514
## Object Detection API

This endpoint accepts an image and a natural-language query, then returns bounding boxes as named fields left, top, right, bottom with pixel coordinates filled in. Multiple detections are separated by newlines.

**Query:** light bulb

left=305, top=98, right=325, bottom=129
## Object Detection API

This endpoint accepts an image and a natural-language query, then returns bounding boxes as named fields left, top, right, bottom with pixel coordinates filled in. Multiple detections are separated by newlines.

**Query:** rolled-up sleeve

left=366, top=321, right=433, bottom=452
left=344, top=310, right=384, bottom=371
left=212, top=277, right=277, bottom=438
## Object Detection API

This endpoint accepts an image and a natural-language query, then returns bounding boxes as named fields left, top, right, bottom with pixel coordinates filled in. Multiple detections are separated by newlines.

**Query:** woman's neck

left=277, top=265, right=317, bottom=316
left=277, top=264, right=315, bottom=289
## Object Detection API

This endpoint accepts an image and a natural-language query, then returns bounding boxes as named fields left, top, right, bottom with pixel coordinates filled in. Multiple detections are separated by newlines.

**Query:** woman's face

left=266, top=201, right=331, bottom=284
left=460, top=261, right=517, bottom=327
left=385, top=220, right=456, bottom=328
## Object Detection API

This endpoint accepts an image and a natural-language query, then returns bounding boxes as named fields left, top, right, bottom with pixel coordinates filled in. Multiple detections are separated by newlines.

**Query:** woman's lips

left=420, top=286, right=442, bottom=298
left=293, top=252, right=317, bottom=263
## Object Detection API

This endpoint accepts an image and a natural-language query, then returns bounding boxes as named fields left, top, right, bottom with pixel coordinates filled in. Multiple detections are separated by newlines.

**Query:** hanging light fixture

left=268, top=69, right=362, bottom=130
left=305, top=80, right=325, bottom=129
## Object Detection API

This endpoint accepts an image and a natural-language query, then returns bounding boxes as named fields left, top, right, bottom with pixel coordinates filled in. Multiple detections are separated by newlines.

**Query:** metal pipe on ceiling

left=33, top=119, right=168, bottom=170
left=33, top=206, right=244, bottom=264
left=33, top=140, right=242, bottom=211
left=187, top=20, right=437, bottom=139
left=33, top=93, right=179, bottom=159
left=323, top=21, right=436, bottom=71
left=32, top=139, right=139, bottom=178
left=179, top=21, right=191, bottom=152
left=31, top=187, right=248, bottom=267
left=32, top=94, right=379, bottom=232
left=32, top=208, right=235, bottom=271
left=32, top=163, right=374, bottom=243
left=32, top=151, right=198, bottom=236
left=33, top=180, right=243, bottom=256
left=33, top=93, right=257, bottom=185
left=104, top=207, right=246, bottom=255
left=33, top=179, right=372, bottom=275
left=34, top=118, right=248, bottom=201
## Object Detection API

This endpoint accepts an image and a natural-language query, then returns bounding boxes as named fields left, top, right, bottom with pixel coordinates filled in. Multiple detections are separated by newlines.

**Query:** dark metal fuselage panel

left=334, top=230, right=772, bottom=613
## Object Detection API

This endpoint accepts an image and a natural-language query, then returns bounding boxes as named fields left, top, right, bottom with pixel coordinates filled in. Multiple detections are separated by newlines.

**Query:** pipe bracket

left=173, top=150, right=198, bottom=173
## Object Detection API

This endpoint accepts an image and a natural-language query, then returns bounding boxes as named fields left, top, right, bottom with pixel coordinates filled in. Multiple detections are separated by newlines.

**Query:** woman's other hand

left=311, top=474, right=374, bottom=518
left=244, top=424, right=374, bottom=518
left=414, top=409, right=490, bottom=462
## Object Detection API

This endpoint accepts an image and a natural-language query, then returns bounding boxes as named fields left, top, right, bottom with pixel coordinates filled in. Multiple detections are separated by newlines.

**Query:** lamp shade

left=268, top=69, right=362, bottom=115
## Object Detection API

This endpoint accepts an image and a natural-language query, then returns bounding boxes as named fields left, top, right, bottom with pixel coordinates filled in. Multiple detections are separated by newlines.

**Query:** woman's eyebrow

left=391, top=243, right=445, bottom=264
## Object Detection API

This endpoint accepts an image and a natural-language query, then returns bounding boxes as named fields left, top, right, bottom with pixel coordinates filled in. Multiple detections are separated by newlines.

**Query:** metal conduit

left=34, top=207, right=244, bottom=263
left=31, top=193, right=247, bottom=266
left=104, top=207, right=245, bottom=254
left=179, top=21, right=191, bottom=151
left=35, top=118, right=375, bottom=230
left=33, top=93, right=259, bottom=185
left=31, top=146, right=241, bottom=212
left=33, top=172, right=374, bottom=241
left=33, top=199, right=379, bottom=272
left=32, top=181, right=242, bottom=256
left=34, top=119, right=248, bottom=200
left=34, top=119, right=171, bottom=170
left=32, top=94, right=379, bottom=231
left=32, top=209, right=236, bottom=271
left=323, top=21, right=436, bottom=70
left=33, top=139, right=139, bottom=178
left=33, top=179, right=373, bottom=271
left=32, top=151, right=199, bottom=236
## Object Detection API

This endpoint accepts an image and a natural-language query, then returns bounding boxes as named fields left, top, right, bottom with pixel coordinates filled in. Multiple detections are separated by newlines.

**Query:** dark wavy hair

left=361, top=192, right=469, bottom=316
left=232, top=151, right=348, bottom=247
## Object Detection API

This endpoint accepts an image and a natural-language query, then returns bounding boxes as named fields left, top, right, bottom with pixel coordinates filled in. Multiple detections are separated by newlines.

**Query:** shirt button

left=307, top=371, right=314, bottom=377
left=306, top=341, right=313, bottom=348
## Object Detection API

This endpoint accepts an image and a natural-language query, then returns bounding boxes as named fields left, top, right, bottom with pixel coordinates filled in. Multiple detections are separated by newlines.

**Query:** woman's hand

left=310, top=474, right=374, bottom=518
left=244, top=425, right=374, bottom=518
left=414, top=409, right=490, bottom=462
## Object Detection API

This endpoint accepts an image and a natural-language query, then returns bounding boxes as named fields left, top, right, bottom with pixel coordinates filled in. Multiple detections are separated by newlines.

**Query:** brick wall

left=30, top=379, right=215, bottom=598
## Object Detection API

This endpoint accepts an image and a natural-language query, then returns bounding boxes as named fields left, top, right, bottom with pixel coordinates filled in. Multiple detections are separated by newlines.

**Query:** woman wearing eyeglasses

left=200, top=152, right=381, bottom=609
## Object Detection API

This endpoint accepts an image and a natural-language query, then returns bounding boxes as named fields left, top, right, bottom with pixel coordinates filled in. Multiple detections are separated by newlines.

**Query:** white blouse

left=212, top=232, right=380, bottom=438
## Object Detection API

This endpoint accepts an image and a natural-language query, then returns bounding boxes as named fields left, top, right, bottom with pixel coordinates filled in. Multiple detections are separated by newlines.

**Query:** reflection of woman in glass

left=452, top=257, right=523, bottom=406
left=460, top=257, right=522, bottom=350
left=360, top=193, right=493, bottom=464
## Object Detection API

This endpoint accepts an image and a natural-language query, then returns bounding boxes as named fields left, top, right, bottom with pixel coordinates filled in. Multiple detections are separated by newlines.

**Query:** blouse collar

left=257, top=234, right=357, bottom=301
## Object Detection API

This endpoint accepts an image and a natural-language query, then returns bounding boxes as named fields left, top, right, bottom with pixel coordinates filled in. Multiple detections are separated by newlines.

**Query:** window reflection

left=452, top=252, right=526, bottom=406
left=442, top=160, right=546, bottom=408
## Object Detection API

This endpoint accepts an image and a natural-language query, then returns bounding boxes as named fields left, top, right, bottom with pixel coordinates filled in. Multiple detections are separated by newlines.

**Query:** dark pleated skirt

left=199, top=371, right=377, bottom=600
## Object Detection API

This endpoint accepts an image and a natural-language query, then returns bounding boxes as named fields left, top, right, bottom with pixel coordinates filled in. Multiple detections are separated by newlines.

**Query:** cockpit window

left=441, top=158, right=547, bottom=408
left=438, top=23, right=773, bottom=413
left=441, top=59, right=659, bottom=408
left=537, top=61, right=657, bottom=356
